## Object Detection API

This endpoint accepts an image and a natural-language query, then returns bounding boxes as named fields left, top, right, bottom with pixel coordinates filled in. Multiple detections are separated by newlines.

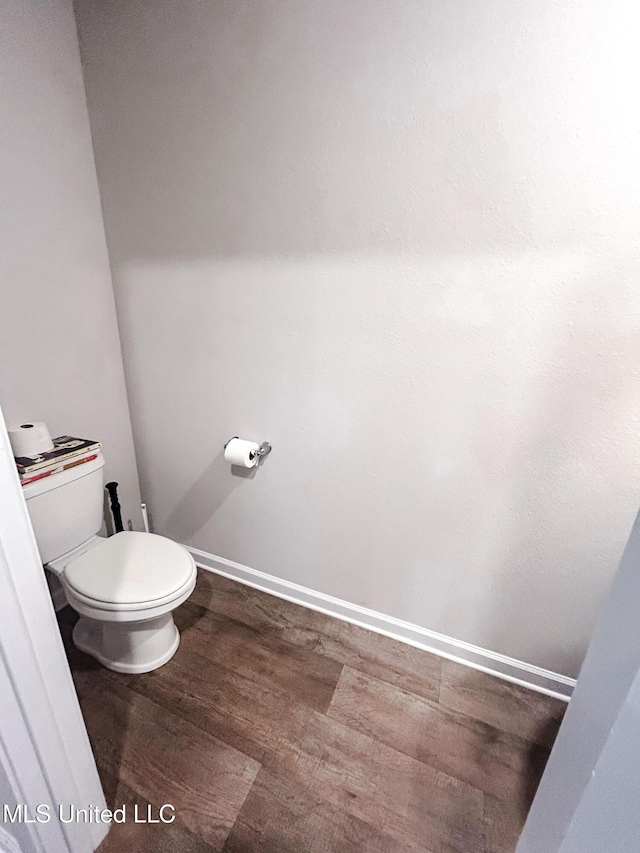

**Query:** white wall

left=74, top=0, right=640, bottom=676
left=0, top=0, right=142, bottom=529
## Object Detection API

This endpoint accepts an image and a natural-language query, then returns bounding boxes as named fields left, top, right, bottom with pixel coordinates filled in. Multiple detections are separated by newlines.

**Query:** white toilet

left=23, top=451, right=197, bottom=674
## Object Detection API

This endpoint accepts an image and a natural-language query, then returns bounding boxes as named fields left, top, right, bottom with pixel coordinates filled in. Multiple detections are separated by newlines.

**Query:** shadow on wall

left=84, top=0, right=538, bottom=264
left=163, top=449, right=258, bottom=542
left=76, top=0, right=640, bottom=267
left=99, top=89, right=533, bottom=263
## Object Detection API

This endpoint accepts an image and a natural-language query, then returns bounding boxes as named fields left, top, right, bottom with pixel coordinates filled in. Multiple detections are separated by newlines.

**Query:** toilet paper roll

left=224, top=437, right=260, bottom=468
left=8, top=422, right=54, bottom=458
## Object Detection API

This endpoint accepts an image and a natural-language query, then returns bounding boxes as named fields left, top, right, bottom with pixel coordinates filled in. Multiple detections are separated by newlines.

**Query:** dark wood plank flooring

left=58, top=570, right=566, bottom=853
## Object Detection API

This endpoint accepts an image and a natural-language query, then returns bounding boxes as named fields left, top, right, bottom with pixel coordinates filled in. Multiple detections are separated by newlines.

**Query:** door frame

left=0, top=404, right=107, bottom=853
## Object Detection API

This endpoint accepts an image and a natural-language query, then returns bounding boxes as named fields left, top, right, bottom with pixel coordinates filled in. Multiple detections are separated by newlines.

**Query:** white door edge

left=0, top=405, right=108, bottom=853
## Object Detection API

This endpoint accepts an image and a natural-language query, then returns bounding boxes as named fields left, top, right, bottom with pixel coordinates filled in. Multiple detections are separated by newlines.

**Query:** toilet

left=23, top=451, right=196, bottom=673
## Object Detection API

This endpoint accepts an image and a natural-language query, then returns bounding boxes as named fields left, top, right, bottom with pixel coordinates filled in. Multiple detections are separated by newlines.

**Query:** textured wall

left=75, top=0, right=640, bottom=675
left=0, top=0, right=142, bottom=528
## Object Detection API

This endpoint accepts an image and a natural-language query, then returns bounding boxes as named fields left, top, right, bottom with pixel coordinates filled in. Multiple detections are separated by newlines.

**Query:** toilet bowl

left=22, top=451, right=196, bottom=673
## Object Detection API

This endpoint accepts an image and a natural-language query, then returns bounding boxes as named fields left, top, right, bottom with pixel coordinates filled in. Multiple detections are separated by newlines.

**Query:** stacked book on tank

left=15, top=435, right=101, bottom=486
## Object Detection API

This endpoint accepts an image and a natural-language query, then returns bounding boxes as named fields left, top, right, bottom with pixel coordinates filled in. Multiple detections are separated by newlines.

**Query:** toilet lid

left=63, top=531, right=195, bottom=605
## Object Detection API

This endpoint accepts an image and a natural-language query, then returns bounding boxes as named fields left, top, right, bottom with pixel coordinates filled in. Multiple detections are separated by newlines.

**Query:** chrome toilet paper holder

left=224, top=437, right=272, bottom=461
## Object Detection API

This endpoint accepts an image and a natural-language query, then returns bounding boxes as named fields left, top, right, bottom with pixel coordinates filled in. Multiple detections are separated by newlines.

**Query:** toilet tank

left=22, top=452, right=106, bottom=564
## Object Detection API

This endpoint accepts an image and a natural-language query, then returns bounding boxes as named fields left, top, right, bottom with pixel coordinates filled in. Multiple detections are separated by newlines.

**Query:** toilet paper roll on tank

left=8, top=422, right=54, bottom=458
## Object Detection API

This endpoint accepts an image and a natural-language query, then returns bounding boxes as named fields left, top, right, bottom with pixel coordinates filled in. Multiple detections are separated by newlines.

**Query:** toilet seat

left=63, top=530, right=196, bottom=608
left=66, top=570, right=196, bottom=614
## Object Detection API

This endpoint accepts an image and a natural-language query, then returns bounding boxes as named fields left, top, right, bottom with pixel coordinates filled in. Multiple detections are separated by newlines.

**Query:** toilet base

left=73, top=612, right=180, bottom=674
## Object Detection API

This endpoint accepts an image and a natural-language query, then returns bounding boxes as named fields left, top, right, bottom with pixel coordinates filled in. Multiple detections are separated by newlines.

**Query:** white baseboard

left=185, top=545, right=575, bottom=702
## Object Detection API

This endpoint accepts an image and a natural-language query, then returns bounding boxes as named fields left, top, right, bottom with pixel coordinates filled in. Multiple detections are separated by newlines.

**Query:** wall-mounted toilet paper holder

left=224, top=437, right=272, bottom=461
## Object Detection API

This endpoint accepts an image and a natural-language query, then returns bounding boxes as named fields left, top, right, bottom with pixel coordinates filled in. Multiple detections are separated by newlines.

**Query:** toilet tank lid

left=21, top=452, right=105, bottom=499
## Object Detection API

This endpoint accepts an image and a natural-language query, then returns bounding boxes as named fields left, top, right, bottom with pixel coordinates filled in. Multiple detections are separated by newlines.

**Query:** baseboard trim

left=185, top=545, right=575, bottom=702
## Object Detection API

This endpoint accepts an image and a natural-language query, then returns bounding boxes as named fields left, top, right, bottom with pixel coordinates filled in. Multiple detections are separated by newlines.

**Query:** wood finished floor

left=58, top=570, right=566, bottom=853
